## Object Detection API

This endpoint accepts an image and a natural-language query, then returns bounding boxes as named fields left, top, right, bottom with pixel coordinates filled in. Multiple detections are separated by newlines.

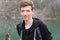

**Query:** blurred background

left=0, top=0, right=60, bottom=40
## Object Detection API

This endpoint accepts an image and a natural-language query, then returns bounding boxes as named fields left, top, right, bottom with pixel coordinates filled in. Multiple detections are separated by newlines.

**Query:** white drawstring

left=20, top=31, right=22, bottom=40
left=34, top=29, right=36, bottom=40
left=20, top=29, right=37, bottom=40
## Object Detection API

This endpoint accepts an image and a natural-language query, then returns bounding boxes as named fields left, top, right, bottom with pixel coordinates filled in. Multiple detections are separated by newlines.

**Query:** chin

left=23, top=18, right=28, bottom=21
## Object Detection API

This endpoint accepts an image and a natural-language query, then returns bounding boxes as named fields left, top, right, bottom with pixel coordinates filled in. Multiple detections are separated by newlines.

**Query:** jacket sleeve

left=16, top=24, right=21, bottom=36
left=39, top=21, right=52, bottom=40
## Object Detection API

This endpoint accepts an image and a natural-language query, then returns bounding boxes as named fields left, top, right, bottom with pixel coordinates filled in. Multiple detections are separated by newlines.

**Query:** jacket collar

left=21, top=17, right=41, bottom=30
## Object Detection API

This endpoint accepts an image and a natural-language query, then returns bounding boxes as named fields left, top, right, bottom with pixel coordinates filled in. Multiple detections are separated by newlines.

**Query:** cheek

left=20, top=13, right=23, bottom=17
left=28, top=13, right=33, bottom=17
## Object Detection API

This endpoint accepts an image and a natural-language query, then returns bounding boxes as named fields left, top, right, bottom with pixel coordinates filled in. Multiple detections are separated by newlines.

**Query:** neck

left=25, top=18, right=33, bottom=26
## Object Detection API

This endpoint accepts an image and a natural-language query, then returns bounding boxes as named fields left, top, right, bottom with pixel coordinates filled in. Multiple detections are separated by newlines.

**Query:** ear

left=32, top=9, right=35, bottom=14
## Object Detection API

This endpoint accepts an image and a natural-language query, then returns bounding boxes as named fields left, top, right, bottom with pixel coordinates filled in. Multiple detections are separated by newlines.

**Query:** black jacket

left=17, top=17, right=52, bottom=40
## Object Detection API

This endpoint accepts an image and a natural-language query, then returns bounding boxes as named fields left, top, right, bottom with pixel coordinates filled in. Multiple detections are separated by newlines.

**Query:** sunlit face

left=20, top=6, right=34, bottom=21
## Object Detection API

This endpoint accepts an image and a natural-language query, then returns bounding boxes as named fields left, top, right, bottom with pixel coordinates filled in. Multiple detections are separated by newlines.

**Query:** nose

left=24, top=11, right=27, bottom=15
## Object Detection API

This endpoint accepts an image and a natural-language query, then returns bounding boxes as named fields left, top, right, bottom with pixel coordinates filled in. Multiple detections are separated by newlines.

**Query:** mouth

left=23, top=15, right=28, bottom=18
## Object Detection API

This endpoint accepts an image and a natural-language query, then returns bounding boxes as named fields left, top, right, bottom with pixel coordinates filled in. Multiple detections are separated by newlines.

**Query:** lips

left=23, top=15, right=28, bottom=18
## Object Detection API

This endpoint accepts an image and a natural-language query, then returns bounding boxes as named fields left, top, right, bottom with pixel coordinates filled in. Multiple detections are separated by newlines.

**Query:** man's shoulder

left=33, top=17, right=47, bottom=28
left=33, top=17, right=44, bottom=24
left=16, top=21, right=23, bottom=36
left=16, top=21, right=23, bottom=29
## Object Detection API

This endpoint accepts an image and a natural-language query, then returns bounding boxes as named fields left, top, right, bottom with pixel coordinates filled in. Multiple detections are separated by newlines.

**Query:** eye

left=21, top=10, right=24, bottom=12
left=26, top=10, right=30, bottom=12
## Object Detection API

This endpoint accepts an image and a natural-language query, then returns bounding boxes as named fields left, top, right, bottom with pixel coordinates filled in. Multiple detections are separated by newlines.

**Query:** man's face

left=20, top=6, right=34, bottom=21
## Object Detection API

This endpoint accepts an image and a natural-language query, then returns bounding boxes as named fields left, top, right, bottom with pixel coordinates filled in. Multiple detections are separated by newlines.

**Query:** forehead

left=20, top=6, right=32, bottom=10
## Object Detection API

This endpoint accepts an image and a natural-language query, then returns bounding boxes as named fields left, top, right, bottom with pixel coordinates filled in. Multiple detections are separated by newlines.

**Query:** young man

left=16, top=0, right=52, bottom=40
